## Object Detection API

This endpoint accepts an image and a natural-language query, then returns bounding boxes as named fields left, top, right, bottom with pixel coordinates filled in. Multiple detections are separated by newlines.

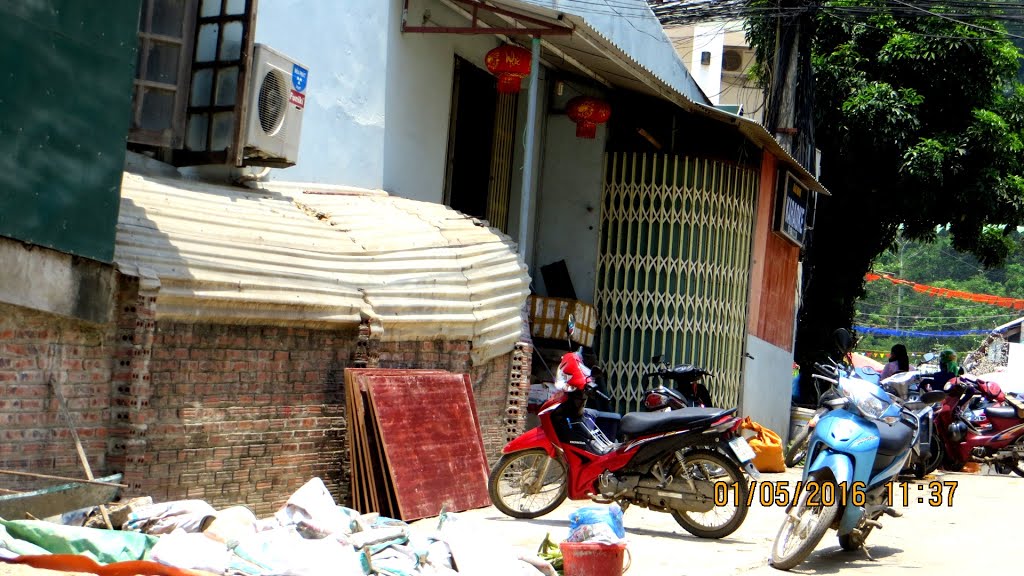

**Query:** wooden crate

left=527, top=296, right=596, bottom=347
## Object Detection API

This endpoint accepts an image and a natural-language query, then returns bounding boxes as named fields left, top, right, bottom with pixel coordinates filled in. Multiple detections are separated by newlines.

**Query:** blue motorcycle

left=770, top=336, right=946, bottom=570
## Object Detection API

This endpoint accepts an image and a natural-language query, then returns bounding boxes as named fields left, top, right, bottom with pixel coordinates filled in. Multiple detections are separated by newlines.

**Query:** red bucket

left=559, top=542, right=629, bottom=576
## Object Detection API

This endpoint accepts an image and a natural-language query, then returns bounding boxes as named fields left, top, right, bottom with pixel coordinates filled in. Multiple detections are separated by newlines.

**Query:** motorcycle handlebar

left=587, top=382, right=611, bottom=401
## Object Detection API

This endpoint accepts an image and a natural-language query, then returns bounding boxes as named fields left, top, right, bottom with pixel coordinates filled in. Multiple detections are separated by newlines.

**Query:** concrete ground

left=415, top=466, right=1024, bottom=575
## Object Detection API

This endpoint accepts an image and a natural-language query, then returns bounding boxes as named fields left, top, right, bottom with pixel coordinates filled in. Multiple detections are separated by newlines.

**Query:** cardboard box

left=527, top=296, right=596, bottom=347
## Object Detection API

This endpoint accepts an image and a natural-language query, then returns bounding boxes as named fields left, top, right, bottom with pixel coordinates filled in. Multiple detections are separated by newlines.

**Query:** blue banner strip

left=854, top=326, right=992, bottom=338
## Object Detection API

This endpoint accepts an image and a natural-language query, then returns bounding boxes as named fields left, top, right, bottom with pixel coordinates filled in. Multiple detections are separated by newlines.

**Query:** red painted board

left=345, top=369, right=448, bottom=516
left=366, top=374, right=491, bottom=521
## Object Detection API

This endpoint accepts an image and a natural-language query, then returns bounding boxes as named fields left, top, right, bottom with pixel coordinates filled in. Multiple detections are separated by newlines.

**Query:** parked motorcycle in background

left=770, top=329, right=946, bottom=571
left=933, top=374, right=1024, bottom=476
left=878, top=368, right=945, bottom=478
left=641, top=356, right=715, bottom=411
left=489, top=315, right=760, bottom=539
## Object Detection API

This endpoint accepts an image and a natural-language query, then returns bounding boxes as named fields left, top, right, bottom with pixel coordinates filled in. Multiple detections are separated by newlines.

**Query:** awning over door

left=415, top=0, right=827, bottom=194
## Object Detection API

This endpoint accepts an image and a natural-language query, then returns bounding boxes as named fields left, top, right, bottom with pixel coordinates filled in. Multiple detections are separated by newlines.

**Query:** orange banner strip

left=865, top=273, right=1024, bottom=310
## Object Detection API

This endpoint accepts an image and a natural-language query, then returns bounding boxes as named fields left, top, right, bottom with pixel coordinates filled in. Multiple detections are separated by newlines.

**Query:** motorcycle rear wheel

left=488, top=449, right=568, bottom=519
left=1013, top=435, right=1024, bottom=478
left=770, top=476, right=840, bottom=571
left=838, top=510, right=879, bottom=551
left=838, top=527, right=871, bottom=551
left=669, top=449, right=749, bottom=539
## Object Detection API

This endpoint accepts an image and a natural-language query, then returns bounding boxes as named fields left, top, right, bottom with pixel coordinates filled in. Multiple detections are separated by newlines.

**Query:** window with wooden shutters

left=128, top=0, right=257, bottom=166
left=179, top=0, right=258, bottom=166
left=128, top=0, right=198, bottom=148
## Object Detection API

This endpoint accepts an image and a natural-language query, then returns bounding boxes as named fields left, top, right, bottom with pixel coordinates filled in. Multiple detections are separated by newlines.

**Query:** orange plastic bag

left=739, top=417, right=785, bottom=473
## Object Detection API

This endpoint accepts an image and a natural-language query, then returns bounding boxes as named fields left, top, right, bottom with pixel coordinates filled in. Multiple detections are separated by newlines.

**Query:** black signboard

left=774, top=170, right=809, bottom=247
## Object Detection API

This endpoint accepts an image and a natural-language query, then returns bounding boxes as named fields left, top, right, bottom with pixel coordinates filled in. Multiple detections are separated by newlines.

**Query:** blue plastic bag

left=567, top=504, right=625, bottom=542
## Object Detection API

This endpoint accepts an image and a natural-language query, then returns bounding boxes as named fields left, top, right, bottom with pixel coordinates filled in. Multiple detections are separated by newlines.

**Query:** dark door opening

left=445, top=57, right=497, bottom=221
left=444, top=56, right=519, bottom=232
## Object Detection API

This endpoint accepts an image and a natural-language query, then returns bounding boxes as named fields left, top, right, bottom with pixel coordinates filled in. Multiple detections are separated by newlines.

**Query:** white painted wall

left=689, top=24, right=725, bottom=106
left=254, top=0, right=592, bottom=273
left=742, top=335, right=796, bottom=443
left=382, top=0, right=508, bottom=203
left=532, top=88, right=607, bottom=303
left=255, top=0, right=389, bottom=189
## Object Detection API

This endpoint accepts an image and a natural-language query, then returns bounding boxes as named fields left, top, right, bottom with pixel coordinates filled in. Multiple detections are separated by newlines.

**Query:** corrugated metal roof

left=114, top=172, right=531, bottom=365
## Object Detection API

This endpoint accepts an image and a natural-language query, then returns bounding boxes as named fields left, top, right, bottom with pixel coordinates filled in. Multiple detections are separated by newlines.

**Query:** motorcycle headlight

left=840, top=377, right=891, bottom=420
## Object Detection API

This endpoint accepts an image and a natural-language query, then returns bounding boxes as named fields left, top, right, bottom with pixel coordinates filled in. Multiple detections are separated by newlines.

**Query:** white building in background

left=665, top=20, right=765, bottom=124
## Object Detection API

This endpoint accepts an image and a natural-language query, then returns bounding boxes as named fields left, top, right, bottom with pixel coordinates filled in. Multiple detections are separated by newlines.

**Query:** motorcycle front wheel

left=769, top=476, right=840, bottom=571
left=669, top=449, right=750, bottom=539
left=784, top=427, right=811, bottom=468
left=923, top=435, right=944, bottom=477
left=488, top=449, right=568, bottom=518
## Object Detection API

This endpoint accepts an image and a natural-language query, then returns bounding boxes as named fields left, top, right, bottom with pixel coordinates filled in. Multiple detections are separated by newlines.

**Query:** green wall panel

left=0, top=0, right=142, bottom=263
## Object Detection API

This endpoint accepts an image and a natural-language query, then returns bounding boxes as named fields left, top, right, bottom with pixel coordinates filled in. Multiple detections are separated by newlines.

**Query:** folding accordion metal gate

left=595, top=152, right=758, bottom=412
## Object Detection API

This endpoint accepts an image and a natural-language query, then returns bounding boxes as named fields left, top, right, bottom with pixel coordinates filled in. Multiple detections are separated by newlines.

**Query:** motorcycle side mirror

left=919, top=390, right=947, bottom=405
left=651, top=353, right=663, bottom=364
left=832, top=327, right=854, bottom=356
left=922, top=352, right=936, bottom=363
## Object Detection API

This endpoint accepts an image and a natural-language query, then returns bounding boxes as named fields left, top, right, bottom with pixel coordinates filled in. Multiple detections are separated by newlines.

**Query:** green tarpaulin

left=0, top=520, right=158, bottom=564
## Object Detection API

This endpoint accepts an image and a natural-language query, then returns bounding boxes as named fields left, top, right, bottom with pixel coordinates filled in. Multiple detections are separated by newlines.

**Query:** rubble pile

left=0, top=478, right=556, bottom=576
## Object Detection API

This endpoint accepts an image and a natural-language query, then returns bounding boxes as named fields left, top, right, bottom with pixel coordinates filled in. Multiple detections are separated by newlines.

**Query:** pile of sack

left=0, top=478, right=479, bottom=576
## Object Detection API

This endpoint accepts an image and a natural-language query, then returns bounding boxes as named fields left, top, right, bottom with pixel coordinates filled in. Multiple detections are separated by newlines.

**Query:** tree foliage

left=745, top=1, right=1024, bottom=366
left=856, top=229, right=1024, bottom=356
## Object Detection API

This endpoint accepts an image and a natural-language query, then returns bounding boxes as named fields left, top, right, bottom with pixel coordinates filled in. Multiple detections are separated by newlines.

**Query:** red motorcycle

left=934, top=375, right=1024, bottom=476
left=487, top=318, right=759, bottom=539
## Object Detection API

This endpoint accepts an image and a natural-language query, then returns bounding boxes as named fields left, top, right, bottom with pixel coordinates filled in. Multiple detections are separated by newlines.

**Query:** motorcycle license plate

left=728, top=436, right=756, bottom=463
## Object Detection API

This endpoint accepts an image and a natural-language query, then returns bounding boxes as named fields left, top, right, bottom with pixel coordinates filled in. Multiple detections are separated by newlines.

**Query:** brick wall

left=0, top=302, right=116, bottom=489
left=131, top=328, right=516, bottom=515
left=133, top=321, right=357, bottom=514
left=1, top=275, right=525, bottom=515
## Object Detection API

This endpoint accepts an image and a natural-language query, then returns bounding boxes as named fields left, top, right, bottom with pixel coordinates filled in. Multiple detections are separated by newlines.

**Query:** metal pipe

left=518, top=36, right=541, bottom=260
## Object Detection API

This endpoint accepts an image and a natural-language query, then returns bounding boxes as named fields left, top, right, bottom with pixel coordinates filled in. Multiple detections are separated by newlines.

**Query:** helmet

left=555, top=349, right=591, bottom=390
left=939, top=349, right=959, bottom=375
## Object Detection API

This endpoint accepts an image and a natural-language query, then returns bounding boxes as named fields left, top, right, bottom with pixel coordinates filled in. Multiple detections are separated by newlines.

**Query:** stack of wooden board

left=344, top=369, right=492, bottom=521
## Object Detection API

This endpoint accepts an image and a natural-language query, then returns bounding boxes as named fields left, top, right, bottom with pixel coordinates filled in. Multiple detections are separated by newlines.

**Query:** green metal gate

left=596, top=153, right=758, bottom=412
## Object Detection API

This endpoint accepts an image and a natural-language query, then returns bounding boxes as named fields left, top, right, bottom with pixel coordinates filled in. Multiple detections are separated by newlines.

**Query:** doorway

left=444, top=56, right=518, bottom=232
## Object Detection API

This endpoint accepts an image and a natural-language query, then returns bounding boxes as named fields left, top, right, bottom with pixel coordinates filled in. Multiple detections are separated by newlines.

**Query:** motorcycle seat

left=619, top=407, right=734, bottom=437
left=984, top=405, right=1018, bottom=420
left=875, top=420, right=915, bottom=456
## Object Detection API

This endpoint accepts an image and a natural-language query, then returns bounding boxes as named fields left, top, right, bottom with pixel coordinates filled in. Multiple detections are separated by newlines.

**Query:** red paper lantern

left=566, top=96, right=611, bottom=139
left=485, top=44, right=533, bottom=93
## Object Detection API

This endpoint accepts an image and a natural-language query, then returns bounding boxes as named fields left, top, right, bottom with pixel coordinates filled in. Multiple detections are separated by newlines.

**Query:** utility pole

left=768, top=1, right=815, bottom=173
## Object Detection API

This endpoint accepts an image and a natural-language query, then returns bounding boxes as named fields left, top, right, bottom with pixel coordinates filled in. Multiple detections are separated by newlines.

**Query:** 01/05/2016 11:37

left=712, top=479, right=959, bottom=508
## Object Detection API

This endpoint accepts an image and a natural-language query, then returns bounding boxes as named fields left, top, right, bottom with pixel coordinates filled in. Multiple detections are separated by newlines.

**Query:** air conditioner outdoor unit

left=722, top=49, right=743, bottom=72
left=242, top=44, right=308, bottom=167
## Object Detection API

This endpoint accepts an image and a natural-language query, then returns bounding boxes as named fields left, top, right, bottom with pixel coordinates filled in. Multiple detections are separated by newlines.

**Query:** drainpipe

left=517, top=36, right=541, bottom=260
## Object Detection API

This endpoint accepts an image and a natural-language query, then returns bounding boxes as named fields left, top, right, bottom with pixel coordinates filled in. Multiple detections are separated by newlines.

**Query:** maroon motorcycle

left=934, top=375, right=1024, bottom=475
